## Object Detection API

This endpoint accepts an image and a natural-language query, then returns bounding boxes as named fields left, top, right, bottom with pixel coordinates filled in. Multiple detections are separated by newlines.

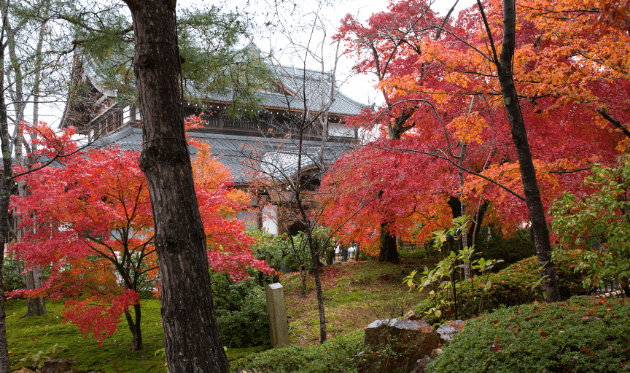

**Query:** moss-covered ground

left=281, top=259, right=432, bottom=345
left=7, top=256, right=431, bottom=372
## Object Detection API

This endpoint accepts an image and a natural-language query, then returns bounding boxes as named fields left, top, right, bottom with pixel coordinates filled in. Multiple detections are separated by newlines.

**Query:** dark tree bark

left=448, top=196, right=462, bottom=220
left=448, top=196, right=489, bottom=256
left=305, top=231, right=327, bottom=343
left=467, top=201, right=489, bottom=247
left=481, top=0, right=561, bottom=302
left=0, top=34, right=12, bottom=373
left=378, top=223, right=399, bottom=264
left=124, top=304, right=142, bottom=351
left=122, top=0, right=229, bottom=371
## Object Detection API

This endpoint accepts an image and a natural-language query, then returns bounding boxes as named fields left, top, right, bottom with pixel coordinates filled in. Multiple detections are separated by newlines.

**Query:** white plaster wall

left=262, top=205, right=279, bottom=235
left=329, top=123, right=355, bottom=137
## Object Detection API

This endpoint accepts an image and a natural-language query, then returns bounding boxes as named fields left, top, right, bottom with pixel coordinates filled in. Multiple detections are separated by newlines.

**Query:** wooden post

left=265, top=283, right=290, bottom=347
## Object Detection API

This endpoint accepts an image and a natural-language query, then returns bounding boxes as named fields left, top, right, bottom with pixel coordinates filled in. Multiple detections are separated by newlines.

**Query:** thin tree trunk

left=124, top=303, right=142, bottom=351
left=468, top=201, right=489, bottom=247
left=493, top=0, right=561, bottom=302
left=458, top=145, right=471, bottom=279
left=306, top=231, right=327, bottom=343
left=123, top=0, right=228, bottom=371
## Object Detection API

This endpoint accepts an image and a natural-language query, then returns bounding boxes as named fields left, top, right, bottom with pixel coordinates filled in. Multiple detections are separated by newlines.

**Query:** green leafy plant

left=3, top=254, right=25, bottom=293
left=405, top=216, right=498, bottom=320
left=551, top=156, right=630, bottom=296
left=210, top=270, right=271, bottom=348
left=413, top=254, right=585, bottom=324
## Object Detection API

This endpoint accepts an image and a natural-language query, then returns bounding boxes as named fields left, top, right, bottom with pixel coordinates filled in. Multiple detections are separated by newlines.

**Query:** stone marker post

left=265, top=283, right=290, bottom=347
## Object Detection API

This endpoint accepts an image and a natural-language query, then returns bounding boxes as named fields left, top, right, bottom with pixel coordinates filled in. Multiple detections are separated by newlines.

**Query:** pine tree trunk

left=123, top=0, right=228, bottom=371
left=495, top=0, right=561, bottom=302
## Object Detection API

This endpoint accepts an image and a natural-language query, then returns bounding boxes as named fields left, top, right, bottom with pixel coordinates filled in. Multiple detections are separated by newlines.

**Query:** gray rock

left=41, top=359, right=74, bottom=373
left=436, top=320, right=465, bottom=345
left=364, top=319, right=440, bottom=372
left=412, top=355, right=432, bottom=373
left=403, top=311, right=420, bottom=320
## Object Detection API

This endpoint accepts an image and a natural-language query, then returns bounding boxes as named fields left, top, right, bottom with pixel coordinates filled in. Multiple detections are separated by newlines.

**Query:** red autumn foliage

left=10, top=117, right=272, bottom=348
left=322, top=0, right=625, bottom=251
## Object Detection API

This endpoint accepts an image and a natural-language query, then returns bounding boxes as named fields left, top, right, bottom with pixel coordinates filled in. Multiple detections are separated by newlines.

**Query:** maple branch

left=548, top=167, right=592, bottom=174
left=597, top=109, right=630, bottom=139
left=314, top=188, right=378, bottom=253
left=14, top=142, right=88, bottom=179
left=435, top=0, right=460, bottom=40
left=476, top=0, right=500, bottom=65
left=369, top=143, right=526, bottom=201
left=138, top=266, right=159, bottom=276
left=429, top=26, right=494, bottom=63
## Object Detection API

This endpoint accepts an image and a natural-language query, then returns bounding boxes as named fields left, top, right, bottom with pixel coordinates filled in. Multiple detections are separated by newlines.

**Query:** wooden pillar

left=265, top=283, right=289, bottom=347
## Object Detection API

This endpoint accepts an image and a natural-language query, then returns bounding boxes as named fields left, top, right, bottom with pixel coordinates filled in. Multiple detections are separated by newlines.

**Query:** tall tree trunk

left=494, top=0, right=561, bottom=302
left=378, top=223, right=399, bottom=264
left=123, top=0, right=228, bottom=371
left=21, top=15, right=48, bottom=317
left=0, top=19, right=12, bottom=370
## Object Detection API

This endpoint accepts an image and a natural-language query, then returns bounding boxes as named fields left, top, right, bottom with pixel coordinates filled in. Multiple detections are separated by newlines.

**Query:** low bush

left=3, top=254, right=25, bottom=292
left=216, top=287, right=270, bottom=348
left=477, top=226, right=536, bottom=271
left=233, top=326, right=423, bottom=373
left=211, top=271, right=271, bottom=348
left=428, top=297, right=630, bottom=373
left=232, top=330, right=365, bottom=373
left=414, top=254, right=585, bottom=323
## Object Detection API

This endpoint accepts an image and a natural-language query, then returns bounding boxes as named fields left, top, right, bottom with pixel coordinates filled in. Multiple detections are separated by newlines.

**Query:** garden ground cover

left=6, top=257, right=431, bottom=372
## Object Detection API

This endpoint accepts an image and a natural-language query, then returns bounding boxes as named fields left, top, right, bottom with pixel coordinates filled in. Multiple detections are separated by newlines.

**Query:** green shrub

left=414, top=255, right=584, bottom=323
left=3, top=254, right=25, bottom=292
left=428, top=297, right=630, bottom=373
left=249, top=227, right=335, bottom=272
left=477, top=226, right=535, bottom=271
left=232, top=330, right=365, bottom=373
left=249, top=229, right=292, bottom=272
left=210, top=271, right=272, bottom=348
left=216, top=287, right=270, bottom=348
left=551, top=156, right=630, bottom=294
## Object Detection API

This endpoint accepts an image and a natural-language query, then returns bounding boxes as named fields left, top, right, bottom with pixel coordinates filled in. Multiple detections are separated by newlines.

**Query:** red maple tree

left=10, top=119, right=272, bottom=350
left=324, top=0, right=625, bottom=268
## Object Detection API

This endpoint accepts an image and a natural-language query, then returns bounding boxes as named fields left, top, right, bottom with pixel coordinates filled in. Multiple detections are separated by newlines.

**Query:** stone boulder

left=436, top=320, right=465, bottom=345
left=41, top=359, right=74, bottom=373
left=364, top=319, right=440, bottom=373
left=12, top=368, right=36, bottom=373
